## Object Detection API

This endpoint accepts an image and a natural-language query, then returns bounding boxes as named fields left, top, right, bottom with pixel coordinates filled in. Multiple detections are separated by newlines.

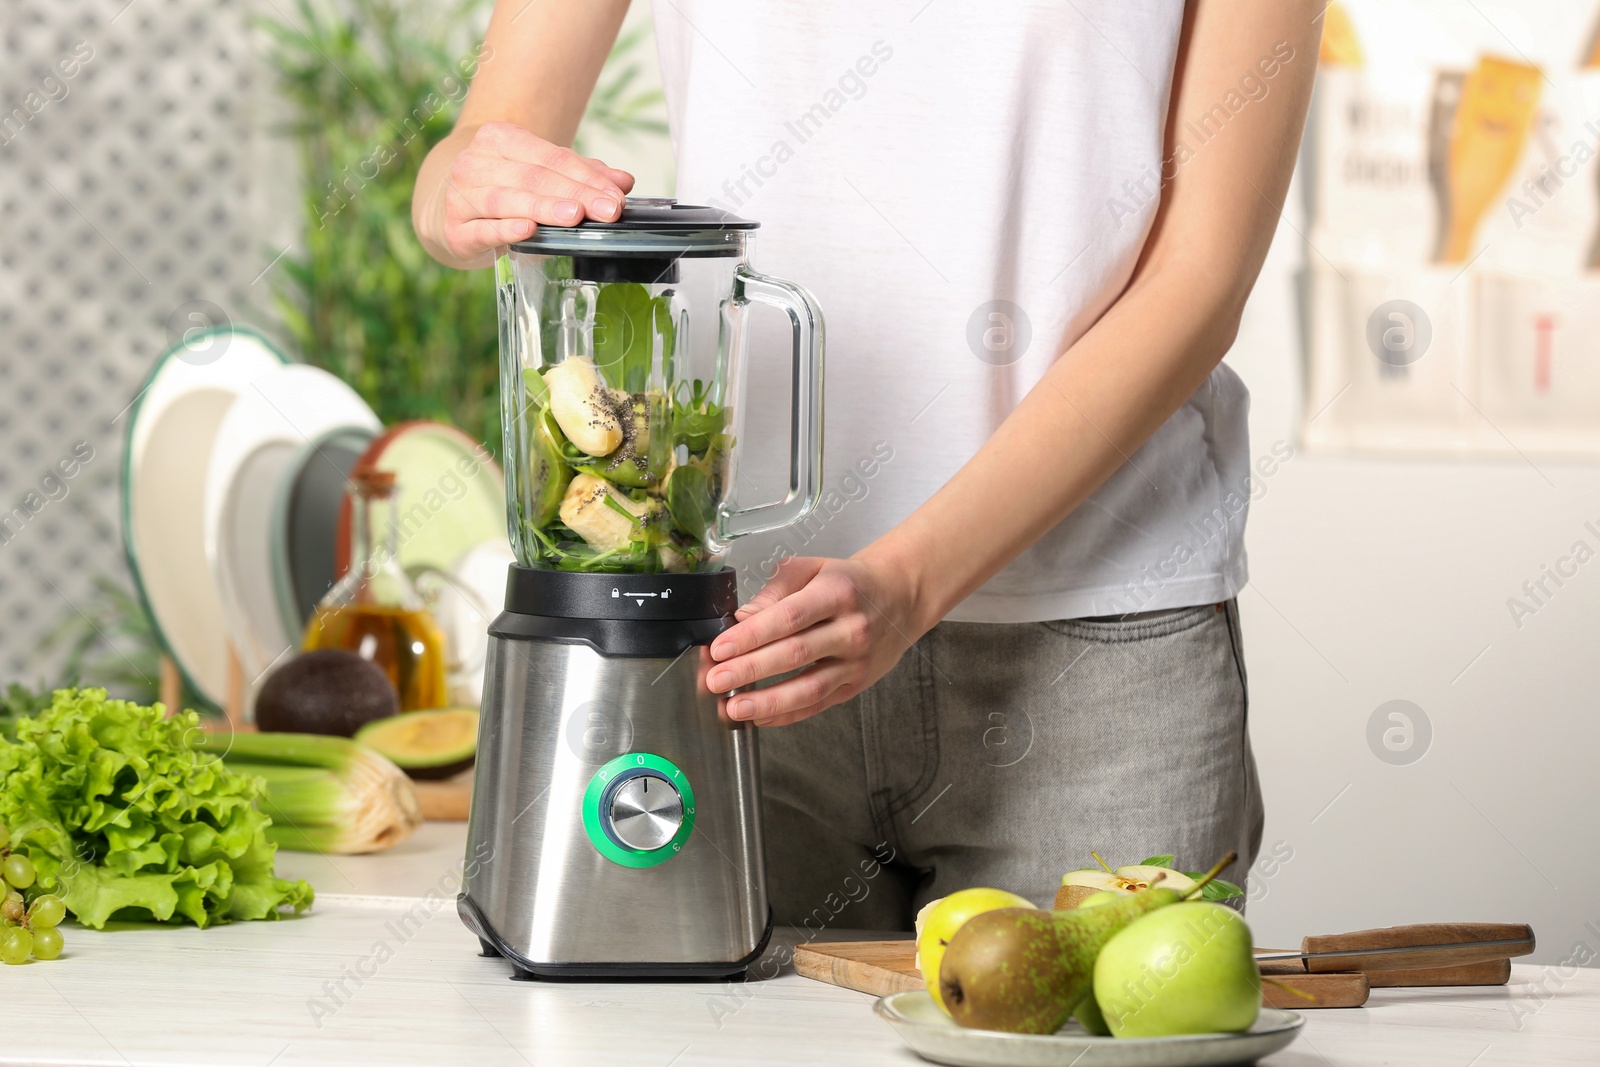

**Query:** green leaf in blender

left=652, top=293, right=676, bottom=384
left=522, top=366, right=550, bottom=408
left=665, top=463, right=717, bottom=543
left=593, top=282, right=655, bottom=392
left=603, top=492, right=645, bottom=527
left=671, top=379, right=727, bottom=454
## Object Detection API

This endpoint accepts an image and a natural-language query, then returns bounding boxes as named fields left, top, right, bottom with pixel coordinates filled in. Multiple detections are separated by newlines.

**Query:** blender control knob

left=607, top=774, right=684, bottom=852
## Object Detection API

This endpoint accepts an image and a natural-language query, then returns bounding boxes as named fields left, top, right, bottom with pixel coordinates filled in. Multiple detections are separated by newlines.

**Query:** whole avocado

left=255, top=649, right=399, bottom=736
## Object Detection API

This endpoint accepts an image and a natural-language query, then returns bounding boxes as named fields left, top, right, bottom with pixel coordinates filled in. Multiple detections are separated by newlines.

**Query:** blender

left=459, top=198, right=823, bottom=978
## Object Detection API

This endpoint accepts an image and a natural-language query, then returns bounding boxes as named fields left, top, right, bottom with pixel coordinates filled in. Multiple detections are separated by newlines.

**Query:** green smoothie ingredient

left=0, top=689, right=314, bottom=930
left=518, top=335, right=728, bottom=574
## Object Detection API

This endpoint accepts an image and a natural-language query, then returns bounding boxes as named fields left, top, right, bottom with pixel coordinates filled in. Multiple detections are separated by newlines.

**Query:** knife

left=1255, top=922, right=1535, bottom=973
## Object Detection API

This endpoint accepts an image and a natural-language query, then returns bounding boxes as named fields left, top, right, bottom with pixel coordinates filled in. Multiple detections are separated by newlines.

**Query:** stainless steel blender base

left=461, top=598, right=771, bottom=978
left=459, top=894, right=772, bottom=980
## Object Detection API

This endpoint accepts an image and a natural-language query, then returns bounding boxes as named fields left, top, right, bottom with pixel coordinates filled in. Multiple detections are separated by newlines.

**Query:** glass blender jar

left=460, top=199, right=822, bottom=979
left=497, top=198, right=822, bottom=574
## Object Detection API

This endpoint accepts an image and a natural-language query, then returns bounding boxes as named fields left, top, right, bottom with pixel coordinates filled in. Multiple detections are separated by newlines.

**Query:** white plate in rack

left=121, top=325, right=289, bottom=708
left=203, top=364, right=379, bottom=713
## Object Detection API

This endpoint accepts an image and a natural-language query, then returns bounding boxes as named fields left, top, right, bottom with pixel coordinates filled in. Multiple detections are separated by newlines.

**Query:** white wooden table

left=3, top=825, right=1595, bottom=1066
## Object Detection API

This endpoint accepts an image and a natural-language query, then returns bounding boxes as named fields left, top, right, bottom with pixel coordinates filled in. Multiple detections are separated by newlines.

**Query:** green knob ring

left=582, top=752, right=696, bottom=868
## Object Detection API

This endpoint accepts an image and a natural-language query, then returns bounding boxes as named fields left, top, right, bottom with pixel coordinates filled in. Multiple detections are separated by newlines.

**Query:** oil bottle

left=303, top=466, right=449, bottom=711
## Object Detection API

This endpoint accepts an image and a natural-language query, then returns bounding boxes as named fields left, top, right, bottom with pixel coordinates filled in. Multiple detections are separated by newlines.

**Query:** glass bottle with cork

left=303, top=466, right=449, bottom=711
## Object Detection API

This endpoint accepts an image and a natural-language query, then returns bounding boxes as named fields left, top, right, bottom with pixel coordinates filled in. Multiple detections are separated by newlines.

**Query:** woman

left=414, top=0, right=1319, bottom=925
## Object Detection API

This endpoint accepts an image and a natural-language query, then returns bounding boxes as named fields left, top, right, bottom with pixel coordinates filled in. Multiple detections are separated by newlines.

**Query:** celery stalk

left=196, top=732, right=422, bottom=854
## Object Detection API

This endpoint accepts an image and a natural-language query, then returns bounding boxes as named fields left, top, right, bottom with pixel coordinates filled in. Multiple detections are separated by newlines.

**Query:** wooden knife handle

left=1302, top=923, right=1534, bottom=973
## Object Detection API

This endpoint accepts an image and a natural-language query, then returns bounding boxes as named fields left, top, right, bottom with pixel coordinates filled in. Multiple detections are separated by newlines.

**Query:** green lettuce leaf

left=0, top=689, right=313, bottom=928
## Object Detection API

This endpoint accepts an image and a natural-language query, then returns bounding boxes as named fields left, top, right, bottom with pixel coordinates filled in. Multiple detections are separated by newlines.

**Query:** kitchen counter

left=5, top=825, right=1596, bottom=1067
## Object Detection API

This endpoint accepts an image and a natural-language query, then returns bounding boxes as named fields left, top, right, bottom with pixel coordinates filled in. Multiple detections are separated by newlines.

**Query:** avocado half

left=354, top=708, right=479, bottom=780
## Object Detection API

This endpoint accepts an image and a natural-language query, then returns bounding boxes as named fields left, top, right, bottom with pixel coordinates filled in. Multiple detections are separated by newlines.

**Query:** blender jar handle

left=718, top=266, right=825, bottom=542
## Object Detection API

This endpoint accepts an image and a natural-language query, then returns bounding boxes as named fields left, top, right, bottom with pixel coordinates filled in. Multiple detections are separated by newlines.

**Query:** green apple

left=1073, top=992, right=1112, bottom=1036
left=916, top=888, right=1036, bottom=1014
left=1093, top=901, right=1260, bottom=1037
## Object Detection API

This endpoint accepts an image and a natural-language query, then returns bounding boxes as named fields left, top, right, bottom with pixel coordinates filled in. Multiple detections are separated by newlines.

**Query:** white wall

left=1226, top=168, right=1600, bottom=967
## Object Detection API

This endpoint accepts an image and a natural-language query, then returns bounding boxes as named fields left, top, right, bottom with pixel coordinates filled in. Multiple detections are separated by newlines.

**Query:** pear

left=915, top=888, right=1036, bottom=1014
left=940, top=852, right=1235, bottom=1035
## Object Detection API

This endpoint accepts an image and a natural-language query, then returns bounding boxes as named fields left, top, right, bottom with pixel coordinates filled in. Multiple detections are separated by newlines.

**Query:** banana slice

left=543, top=357, right=624, bottom=456
left=559, top=473, right=657, bottom=553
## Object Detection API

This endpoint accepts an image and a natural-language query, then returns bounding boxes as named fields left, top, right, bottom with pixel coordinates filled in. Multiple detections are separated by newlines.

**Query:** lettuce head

left=0, top=688, right=313, bottom=928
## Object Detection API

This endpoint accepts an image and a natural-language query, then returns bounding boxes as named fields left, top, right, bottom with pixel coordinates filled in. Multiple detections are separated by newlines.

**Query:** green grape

left=1, top=891, right=24, bottom=924
left=32, top=926, right=63, bottom=961
left=28, top=894, right=66, bottom=929
left=2, top=854, right=35, bottom=890
left=0, top=926, right=31, bottom=965
left=0, top=821, right=10, bottom=849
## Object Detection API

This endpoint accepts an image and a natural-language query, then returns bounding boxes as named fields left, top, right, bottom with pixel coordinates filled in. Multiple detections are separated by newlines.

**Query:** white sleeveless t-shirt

left=651, top=0, right=1251, bottom=622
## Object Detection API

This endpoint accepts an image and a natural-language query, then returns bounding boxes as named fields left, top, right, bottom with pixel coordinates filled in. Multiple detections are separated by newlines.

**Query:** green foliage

left=38, top=575, right=216, bottom=715
left=260, top=0, right=667, bottom=451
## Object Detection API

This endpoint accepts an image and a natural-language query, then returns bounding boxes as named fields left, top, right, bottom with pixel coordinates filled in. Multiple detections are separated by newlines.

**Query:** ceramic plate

left=873, top=992, right=1303, bottom=1067
left=270, top=425, right=379, bottom=642
left=121, top=325, right=289, bottom=707
left=203, top=365, right=379, bottom=710
left=334, top=420, right=505, bottom=582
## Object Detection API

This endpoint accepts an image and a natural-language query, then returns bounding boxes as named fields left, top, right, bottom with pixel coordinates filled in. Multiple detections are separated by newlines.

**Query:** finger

left=751, top=703, right=826, bottom=729
left=724, top=662, right=852, bottom=722
left=712, top=569, right=836, bottom=662
left=575, top=153, right=637, bottom=194
left=444, top=217, right=535, bottom=262
left=706, top=616, right=859, bottom=693
left=477, top=123, right=628, bottom=214
left=597, top=164, right=636, bottom=192
left=449, top=185, right=587, bottom=229
left=456, top=157, right=621, bottom=218
left=734, top=556, right=825, bottom=620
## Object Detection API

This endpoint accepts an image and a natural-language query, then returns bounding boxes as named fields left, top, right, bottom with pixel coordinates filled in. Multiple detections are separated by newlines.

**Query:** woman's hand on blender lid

left=439, top=121, right=634, bottom=264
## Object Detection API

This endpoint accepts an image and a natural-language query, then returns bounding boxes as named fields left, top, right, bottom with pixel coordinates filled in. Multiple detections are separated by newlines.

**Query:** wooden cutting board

left=413, top=770, right=473, bottom=820
left=793, top=940, right=1509, bottom=1009
left=794, top=940, right=1368, bottom=1008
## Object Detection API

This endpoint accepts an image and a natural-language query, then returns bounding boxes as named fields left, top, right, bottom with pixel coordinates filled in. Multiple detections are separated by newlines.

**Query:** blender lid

left=509, top=197, right=757, bottom=256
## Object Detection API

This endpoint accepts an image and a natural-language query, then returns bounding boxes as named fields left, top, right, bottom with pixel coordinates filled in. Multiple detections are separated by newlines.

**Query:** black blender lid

left=509, top=197, right=756, bottom=257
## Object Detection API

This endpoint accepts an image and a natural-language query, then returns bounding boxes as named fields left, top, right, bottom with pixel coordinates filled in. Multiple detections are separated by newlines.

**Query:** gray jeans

left=759, top=600, right=1263, bottom=931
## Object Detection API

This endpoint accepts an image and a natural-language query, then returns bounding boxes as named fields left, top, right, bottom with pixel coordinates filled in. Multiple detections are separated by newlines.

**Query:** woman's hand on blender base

left=705, top=553, right=931, bottom=727
left=439, top=121, right=634, bottom=266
